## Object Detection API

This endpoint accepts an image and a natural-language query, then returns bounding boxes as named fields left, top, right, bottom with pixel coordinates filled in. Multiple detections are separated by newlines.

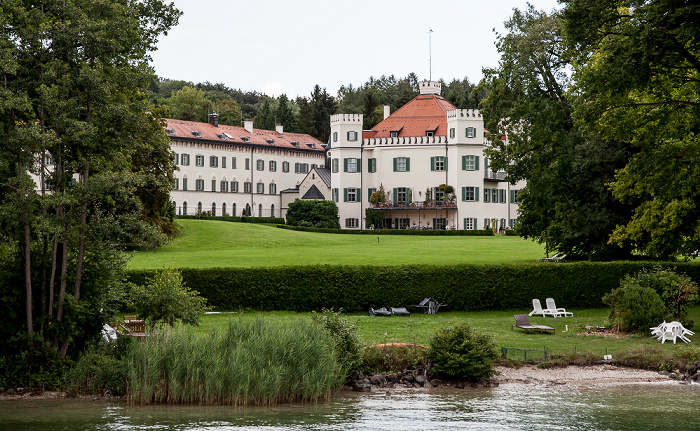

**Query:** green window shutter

left=473, top=218, right=478, bottom=229
left=355, top=218, right=359, bottom=227
left=483, top=157, right=488, bottom=175
left=461, top=187, right=467, bottom=201
left=475, top=156, right=479, bottom=171
left=357, top=189, right=361, bottom=202
left=432, top=218, right=436, bottom=230
left=393, top=158, right=397, bottom=172
left=510, top=190, right=515, bottom=203
left=345, top=218, right=349, bottom=228
left=475, top=187, right=480, bottom=202
left=357, top=159, right=362, bottom=172
left=393, top=188, right=398, bottom=206
left=462, top=155, right=467, bottom=170
left=463, top=218, right=467, bottom=230
left=430, top=156, right=435, bottom=171
left=343, top=188, right=348, bottom=202
left=367, top=188, right=373, bottom=202
left=444, top=157, right=448, bottom=170
left=344, top=158, right=348, bottom=172
left=406, top=158, right=410, bottom=172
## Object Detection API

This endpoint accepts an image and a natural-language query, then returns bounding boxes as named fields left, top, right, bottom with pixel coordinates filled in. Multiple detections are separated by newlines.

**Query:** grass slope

left=129, top=220, right=546, bottom=269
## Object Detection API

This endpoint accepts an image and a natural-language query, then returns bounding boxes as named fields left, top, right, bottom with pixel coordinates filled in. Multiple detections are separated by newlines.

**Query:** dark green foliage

left=311, top=309, right=362, bottom=375
left=285, top=200, right=340, bottom=229
left=126, top=262, right=700, bottom=313
left=361, top=344, right=427, bottom=373
left=615, top=267, right=699, bottom=329
left=0, top=333, right=67, bottom=388
left=277, top=225, right=494, bottom=236
left=427, top=322, right=498, bottom=379
left=63, top=337, right=135, bottom=395
left=603, top=283, right=665, bottom=333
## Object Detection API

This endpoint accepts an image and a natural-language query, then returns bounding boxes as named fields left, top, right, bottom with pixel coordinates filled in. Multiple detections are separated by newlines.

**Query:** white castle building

left=327, top=80, right=523, bottom=230
left=165, top=114, right=326, bottom=218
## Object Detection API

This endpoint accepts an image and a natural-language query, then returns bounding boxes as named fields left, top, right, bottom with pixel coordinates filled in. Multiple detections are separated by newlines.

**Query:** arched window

left=232, top=203, right=237, bottom=217
left=222, top=203, right=227, bottom=216
left=270, top=204, right=275, bottom=218
left=245, top=203, right=251, bottom=216
left=212, top=202, right=216, bottom=216
left=198, top=202, right=202, bottom=214
left=183, top=202, right=188, bottom=215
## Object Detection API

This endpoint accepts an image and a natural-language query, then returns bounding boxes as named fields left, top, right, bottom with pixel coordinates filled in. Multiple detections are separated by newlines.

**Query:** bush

left=627, top=267, right=698, bottom=328
left=129, top=268, right=211, bottom=332
left=361, top=344, right=427, bottom=373
left=603, top=282, right=666, bottom=333
left=311, top=309, right=362, bottom=375
left=427, top=322, right=498, bottom=380
left=63, top=338, right=135, bottom=395
left=286, top=200, right=340, bottom=229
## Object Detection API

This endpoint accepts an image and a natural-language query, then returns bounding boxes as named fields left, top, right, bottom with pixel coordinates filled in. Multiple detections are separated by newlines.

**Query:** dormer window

left=306, top=143, right=316, bottom=149
left=390, top=132, right=398, bottom=138
left=426, top=131, right=434, bottom=137
left=291, top=141, right=300, bottom=148
left=216, top=133, right=227, bottom=140
left=190, top=131, right=202, bottom=138
left=165, top=128, right=176, bottom=135
left=240, top=136, right=250, bottom=142
left=265, top=139, right=275, bottom=145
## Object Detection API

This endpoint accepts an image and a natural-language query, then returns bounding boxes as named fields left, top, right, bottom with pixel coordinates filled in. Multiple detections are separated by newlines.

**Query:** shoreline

left=0, top=365, right=682, bottom=401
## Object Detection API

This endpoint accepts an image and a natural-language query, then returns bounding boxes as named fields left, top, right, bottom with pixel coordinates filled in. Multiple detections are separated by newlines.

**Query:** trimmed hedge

left=177, top=215, right=285, bottom=224
left=127, top=262, right=700, bottom=313
left=275, top=225, right=495, bottom=236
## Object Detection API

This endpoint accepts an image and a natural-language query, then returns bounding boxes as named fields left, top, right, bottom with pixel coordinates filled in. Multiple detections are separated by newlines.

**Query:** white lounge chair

left=546, top=298, right=573, bottom=317
left=537, top=253, right=560, bottom=262
left=528, top=299, right=556, bottom=317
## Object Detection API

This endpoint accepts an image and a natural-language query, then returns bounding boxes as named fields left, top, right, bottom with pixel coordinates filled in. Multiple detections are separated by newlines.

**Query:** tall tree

left=481, top=5, right=633, bottom=260
left=0, top=0, right=180, bottom=366
left=169, top=86, right=210, bottom=122
left=310, top=85, right=336, bottom=144
left=275, top=94, right=295, bottom=131
left=254, top=98, right=275, bottom=130
left=562, top=0, right=700, bottom=259
left=294, top=96, right=316, bottom=136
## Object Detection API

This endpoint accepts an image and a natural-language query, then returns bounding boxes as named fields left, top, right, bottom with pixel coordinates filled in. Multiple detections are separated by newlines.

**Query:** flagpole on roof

left=428, top=28, right=433, bottom=81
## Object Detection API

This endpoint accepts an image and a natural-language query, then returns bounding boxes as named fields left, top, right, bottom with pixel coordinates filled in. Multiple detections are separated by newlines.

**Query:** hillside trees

left=562, top=0, right=700, bottom=259
left=481, top=6, right=634, bottom=260
left=0, top=0, right=180, bottom=367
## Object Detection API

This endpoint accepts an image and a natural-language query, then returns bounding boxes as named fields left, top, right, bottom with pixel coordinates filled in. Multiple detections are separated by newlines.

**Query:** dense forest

left=149, top=73, right=487, bottom=144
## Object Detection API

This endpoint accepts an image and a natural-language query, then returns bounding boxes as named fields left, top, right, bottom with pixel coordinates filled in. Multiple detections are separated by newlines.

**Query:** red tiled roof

left=365, top=95, right=457, bottom=138
left=163, top=119, right=325, bottom=152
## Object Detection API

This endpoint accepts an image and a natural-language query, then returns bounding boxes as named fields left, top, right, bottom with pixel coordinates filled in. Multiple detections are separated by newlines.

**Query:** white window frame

left=196, top=154, right=204, bottom=167
left=396, top=157, right=407, bottom=172
left=181, top=154, right=190, bottom=166
left=256, top=182, right=264, bottom=194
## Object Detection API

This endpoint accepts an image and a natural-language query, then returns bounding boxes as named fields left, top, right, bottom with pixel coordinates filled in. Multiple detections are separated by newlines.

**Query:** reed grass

left=124, top=316, right=344, bottom=405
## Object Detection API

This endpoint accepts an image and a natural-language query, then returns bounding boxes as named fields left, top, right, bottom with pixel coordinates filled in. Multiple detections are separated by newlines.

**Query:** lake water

left=2, top=382, right=698, bottom=430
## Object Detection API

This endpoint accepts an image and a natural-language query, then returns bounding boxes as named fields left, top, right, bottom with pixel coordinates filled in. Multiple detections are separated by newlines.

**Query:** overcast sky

left=150, top=0, right=562, bottom=98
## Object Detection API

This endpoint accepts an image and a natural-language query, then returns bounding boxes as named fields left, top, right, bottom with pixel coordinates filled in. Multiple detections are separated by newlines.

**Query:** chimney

left=244, top=119, right=253, bottom=133
left=383, top=105, right=391, bottom=120
left=275, top=124, right=284, bottom=134
left=208, top=112, right=219, bottom=127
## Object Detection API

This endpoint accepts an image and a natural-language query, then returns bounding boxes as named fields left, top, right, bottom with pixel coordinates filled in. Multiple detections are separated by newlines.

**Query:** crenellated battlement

left=363, top=135, right=451, bottom=146
left=446, top=109, right=481, bottom=118
left=330, top=113, right=363, bottom=124
left=419, top=80, right=442, bottom=95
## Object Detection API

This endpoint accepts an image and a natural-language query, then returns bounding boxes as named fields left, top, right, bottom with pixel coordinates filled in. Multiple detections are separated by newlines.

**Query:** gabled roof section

left=301, top=184, right=326, bottom=200
left=163, top=119, right=325, bottom=152
left=365, top=94, right=457, bottom=139
left=313, top=167, right=331, bottom=188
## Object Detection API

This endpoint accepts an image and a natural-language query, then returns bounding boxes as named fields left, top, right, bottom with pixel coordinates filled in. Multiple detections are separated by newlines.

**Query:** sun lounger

left=537, top=253, right=560, bottom=262
left=389, top=307, right=411, bottom=316
left=528, top=299, right=559, bottom=317
left=546, top=298, right=573, bottom=317
left=512, top=314, right=555, bottom=334
left=369, top=307, right=392, bottom=317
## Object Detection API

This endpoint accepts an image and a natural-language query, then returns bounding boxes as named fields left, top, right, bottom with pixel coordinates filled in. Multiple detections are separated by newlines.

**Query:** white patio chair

left=528, top=299, right=559, bottom=317
left=546, top=298, right=573, bottom=317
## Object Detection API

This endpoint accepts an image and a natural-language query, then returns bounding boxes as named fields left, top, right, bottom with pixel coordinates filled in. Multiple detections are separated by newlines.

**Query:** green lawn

left=170, top=306, right=700, bottom=359
left=128, top=220, right=546, bottom=269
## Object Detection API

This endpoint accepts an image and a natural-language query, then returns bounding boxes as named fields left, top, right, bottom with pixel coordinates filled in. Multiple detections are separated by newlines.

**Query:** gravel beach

left=494, top=364, right=672, bottom=386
